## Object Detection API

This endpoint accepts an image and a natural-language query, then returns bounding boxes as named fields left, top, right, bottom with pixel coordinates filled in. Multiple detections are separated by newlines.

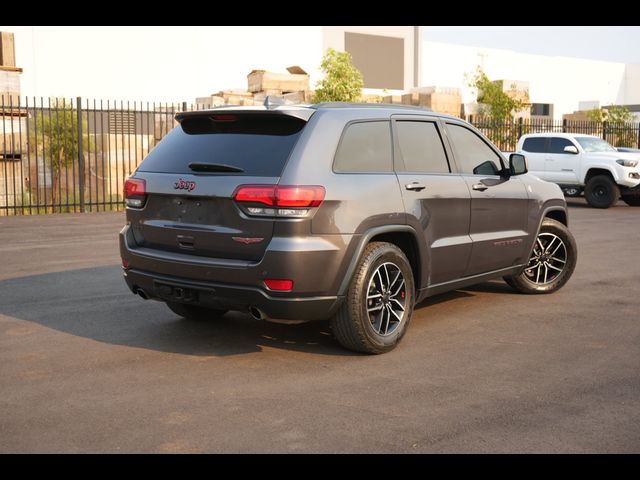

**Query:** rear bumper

left=119, top=224, right=346, bottom=322
left=123, top=268, right=341, bottom=322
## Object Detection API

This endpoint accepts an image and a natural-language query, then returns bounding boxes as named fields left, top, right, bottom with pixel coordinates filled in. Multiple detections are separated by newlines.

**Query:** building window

left=531, top=103, right=551, bottom=116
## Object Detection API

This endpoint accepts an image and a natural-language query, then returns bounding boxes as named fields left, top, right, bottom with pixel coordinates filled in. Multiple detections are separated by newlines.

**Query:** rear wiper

left=188, top=162, right=244, bottom=173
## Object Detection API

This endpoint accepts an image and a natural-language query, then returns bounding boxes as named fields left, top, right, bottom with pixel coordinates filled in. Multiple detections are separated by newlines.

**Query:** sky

left=1, top=26, right=639, bottom=102
left=422, top=26, right=640, bottom=64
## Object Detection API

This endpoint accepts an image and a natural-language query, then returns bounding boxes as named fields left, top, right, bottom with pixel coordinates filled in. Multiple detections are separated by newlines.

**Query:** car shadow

left=0, top=266, right=352, bottom=357
left=461, top=279, right=518, bottom=295
left=566, top=198, right=627, bottom=209
left=413, top=279, right=515, bottom=313
left=0, top=266, right=517, bottom=357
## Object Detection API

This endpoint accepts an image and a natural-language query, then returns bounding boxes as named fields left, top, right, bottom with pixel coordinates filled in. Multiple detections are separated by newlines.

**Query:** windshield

left=575, top=137, right=617, bottom=153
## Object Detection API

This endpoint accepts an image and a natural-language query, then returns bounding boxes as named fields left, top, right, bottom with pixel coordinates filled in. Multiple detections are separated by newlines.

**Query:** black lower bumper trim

left=124, top=268, right=342, bottom=322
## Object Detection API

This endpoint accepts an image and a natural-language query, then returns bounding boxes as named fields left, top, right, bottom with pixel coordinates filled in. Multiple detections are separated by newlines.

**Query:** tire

left=622, top=195, right=640, bottom=207
left=504, top=218, right=577, bottom=294
left=331, top=242, right=415, bottom=354
left=166, top=301, right=227, bottom=320
left=584, top=175, right=620, bottom=208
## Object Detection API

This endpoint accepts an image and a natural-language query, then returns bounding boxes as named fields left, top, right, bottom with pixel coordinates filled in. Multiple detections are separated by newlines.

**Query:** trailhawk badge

left=174, top=179, right=196, bottom=192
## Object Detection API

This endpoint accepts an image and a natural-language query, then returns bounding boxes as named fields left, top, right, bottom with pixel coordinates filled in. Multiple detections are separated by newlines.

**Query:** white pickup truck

left=516, top=133, right=640, bottom=208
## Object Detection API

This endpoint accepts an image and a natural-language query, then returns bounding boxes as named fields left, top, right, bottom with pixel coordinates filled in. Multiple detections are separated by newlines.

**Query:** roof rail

left=312, top=102, right=432, bottom=112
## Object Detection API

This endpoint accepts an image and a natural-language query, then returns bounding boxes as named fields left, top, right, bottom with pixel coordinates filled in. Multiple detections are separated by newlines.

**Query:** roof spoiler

left=175, top=104, right=314, bottom=123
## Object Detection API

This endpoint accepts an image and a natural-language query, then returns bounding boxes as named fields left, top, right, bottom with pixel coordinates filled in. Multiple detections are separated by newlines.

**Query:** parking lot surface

left=1, top=199, right=639, bottom=453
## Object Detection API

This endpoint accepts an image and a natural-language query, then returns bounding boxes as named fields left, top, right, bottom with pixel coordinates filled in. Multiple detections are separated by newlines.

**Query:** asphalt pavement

left=1, top=199, right=639, bottom=453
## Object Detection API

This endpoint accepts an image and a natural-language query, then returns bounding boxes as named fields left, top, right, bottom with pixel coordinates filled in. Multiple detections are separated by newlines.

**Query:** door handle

left=472, top=183, right=489, bottom=191
left=405, top=182, right=426, bottom=192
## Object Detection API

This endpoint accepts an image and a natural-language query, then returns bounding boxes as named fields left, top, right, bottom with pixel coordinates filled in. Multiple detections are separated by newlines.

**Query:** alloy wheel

left=366, top=262, right=407, bottom=336
left=524, top=233, right=567, bottom=285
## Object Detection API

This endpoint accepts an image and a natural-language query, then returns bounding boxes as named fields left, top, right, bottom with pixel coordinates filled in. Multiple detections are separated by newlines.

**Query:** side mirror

left=563, top=145, right=579, bottom=154
left=509, top=153, right=528, bottom=175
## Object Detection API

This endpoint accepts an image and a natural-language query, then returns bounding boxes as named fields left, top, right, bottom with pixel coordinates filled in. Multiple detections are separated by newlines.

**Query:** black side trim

left=420, top=264, right=525, bottom=301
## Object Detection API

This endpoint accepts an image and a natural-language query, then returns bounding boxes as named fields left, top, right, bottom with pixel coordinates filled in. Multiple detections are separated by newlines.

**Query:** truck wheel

left=584, top=175, right=620, bottom=208
left=622, top=195, right=640, bottom=206
left=166, top=301, right=227, bottom=320
left=504, top=218, right=577, bottom=294
left=331, top=242, right=415, bottom=354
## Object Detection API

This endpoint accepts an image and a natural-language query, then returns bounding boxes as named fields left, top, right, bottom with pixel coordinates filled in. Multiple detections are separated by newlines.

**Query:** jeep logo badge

left=174, top=179, right=196, bottom=192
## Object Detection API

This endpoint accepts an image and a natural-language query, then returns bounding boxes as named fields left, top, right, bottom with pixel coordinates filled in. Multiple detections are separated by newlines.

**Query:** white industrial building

left=422, top=40, right=640, bottom=120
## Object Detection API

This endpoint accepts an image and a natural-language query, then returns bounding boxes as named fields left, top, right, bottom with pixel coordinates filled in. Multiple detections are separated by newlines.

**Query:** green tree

left=469, top=66, right=529, bottom=121
left=28, top=98, right=95, bottom=207
left=588, top=105, right=635, bottom=147
left=313, top=48, right=364, bottom=103
left=467, top=66, right=529, bottom=148
left=586, top=108, right=605, bottom=122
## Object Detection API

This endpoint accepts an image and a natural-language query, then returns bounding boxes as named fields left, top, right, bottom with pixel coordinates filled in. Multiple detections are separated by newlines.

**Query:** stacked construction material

left=196, top=66, right=311, bottom=108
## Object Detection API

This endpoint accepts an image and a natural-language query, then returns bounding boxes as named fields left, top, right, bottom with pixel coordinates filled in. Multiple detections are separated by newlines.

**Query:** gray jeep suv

left=120, top=103, right=577, bottom=353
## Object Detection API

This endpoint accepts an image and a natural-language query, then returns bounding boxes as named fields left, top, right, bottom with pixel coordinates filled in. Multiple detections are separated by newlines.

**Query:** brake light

left=212, top=114, right=237, bottom=122
left=235, top=185, right=277, bottom=206
left=233, top=185, right=325, bottom=217
left=124, top=178, right=146, bottom=208
left=264, top=279, right=294, bottom=291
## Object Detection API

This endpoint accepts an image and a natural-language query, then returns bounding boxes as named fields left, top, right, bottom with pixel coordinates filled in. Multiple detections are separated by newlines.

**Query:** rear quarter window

left=333, top=121, right=393, bottom=173
left=137, top=114, right=306, bottom=177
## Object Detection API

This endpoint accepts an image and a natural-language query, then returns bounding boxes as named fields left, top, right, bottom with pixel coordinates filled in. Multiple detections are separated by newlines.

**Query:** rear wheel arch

left=369, top=231, right=421, bottom=290
left=544, top=208, right=567, bottom=226
left=338, top=225, right=423, bottom=296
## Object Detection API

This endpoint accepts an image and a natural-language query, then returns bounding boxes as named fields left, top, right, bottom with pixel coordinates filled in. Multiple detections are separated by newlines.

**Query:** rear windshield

left=137, top=113, right=307, bottom=176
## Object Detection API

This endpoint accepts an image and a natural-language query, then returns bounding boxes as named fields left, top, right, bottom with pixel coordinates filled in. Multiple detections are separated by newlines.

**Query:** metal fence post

left=517, top=117, right=523, bottom=141
left=602, top=121, right=607, bottom=141
left=562, top=119, right=567, bottom=133
left=76, top=96, right=85, bottom=212
left=182, top=101, right=187, bottom=112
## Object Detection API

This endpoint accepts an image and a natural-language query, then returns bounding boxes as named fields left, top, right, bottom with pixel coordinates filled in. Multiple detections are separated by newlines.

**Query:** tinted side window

left=522, top=137, right=547, bottom=153
left=334, top=121, right=392, bottom=172
left=446, top=124, right=503, bottom=175
left=549, top=137, right=575, bottom=154
left=396, top=121, right=450, bottom=173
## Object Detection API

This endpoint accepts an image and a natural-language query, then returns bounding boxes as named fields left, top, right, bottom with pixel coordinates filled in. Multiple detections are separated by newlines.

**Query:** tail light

left=233, top=185, right=325, bottom=217
left=124, top=178, right=146, bottom=208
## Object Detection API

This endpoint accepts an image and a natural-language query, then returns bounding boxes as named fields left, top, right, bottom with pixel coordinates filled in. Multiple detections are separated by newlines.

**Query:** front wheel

left=166, top=301, right=227, bottom=320
left=584, top=175, right=620, bottom=208
left=331, top=242, right=415, bottom=354
left=504, top=218, right=577, bottom=294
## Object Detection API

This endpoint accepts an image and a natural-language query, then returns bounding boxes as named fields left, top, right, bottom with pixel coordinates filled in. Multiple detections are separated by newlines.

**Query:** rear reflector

left=234, top=185, right=325, bottom=208
left=264, top=279, right=294, bottom=291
